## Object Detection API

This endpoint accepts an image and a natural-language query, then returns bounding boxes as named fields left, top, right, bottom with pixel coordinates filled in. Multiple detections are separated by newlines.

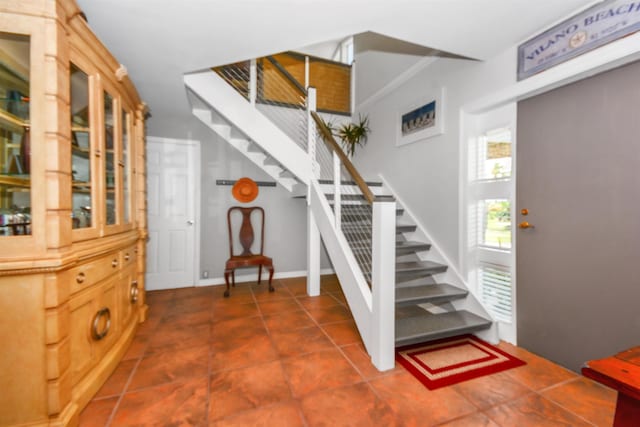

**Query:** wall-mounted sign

left=518, top=0, right=640, bottom=80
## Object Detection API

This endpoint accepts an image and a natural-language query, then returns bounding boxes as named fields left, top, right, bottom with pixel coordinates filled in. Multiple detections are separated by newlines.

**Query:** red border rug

left=396, top=334, right=526, bottom=390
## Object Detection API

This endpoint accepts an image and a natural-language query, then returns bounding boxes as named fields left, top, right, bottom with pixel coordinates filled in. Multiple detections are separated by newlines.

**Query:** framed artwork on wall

left=396, top=87, right=445, bottom=147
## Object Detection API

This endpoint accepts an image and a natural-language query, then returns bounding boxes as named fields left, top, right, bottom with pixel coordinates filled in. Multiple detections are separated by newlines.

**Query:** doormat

left=396, top=334, right=526, bottom=390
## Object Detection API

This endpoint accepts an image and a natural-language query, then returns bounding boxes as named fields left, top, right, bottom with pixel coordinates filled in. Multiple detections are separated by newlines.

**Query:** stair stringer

left=184, top=71, right=312, bottom=187
left=378, top=174, right=499, bottom=344
left=309, top=179, right=377, bottom=355
left=191, top=108, right=297, bottom=190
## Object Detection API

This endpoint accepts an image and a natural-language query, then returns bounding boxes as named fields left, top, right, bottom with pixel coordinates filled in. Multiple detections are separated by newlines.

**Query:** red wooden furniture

left=582, top=346, right=640, bottom=426
left=224, top=206, right=274, bottom=297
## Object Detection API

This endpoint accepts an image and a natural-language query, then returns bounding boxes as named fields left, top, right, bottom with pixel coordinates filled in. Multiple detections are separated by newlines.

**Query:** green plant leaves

left=336, top=114, right=370, bottom=157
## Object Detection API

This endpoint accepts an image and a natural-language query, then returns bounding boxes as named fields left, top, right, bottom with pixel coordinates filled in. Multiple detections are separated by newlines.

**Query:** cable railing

left=312, top=110, right=376, bottom=282
left=213, top=54, right=308, bottom=152
left=209, top=53, right=395, bottom=371
left=256, top=56, right=308, bottom=151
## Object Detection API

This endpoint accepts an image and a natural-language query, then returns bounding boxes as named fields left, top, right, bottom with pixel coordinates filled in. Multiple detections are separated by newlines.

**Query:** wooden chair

left=224, top=206, right=274, bottom=297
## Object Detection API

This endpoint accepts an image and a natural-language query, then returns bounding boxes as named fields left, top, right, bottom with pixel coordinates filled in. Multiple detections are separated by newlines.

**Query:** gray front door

left=516, top=60, right=640, bottom=372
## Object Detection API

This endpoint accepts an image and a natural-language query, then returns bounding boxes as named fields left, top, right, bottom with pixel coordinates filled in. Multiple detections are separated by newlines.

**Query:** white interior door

left=146, top=137, right=199, bottom=290
left=464, top=103, right=517, bottom=343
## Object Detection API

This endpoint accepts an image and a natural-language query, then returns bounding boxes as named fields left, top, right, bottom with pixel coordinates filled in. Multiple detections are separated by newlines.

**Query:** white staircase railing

left=309, top=107, right=396, bottom=370
left=185, top=53, right=396, bottom=370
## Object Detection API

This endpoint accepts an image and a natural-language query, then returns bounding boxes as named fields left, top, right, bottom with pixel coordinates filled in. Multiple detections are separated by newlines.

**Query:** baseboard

left=196, top=268, right=335, bottom=287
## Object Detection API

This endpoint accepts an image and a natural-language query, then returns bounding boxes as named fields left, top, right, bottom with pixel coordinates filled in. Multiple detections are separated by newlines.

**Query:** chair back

left=227, top=206, right=265, bottom=257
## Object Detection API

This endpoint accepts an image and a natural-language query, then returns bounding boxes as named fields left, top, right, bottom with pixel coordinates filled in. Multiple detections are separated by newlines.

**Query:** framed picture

left=396, top=87, right=445, bottom=146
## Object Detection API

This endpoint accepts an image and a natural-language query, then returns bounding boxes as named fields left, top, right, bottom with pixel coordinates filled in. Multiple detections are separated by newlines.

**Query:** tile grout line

left=205, top=295, right=213, bottom=426
left=254, top=278, right=311, bottom=427
left=290, top=281, right=386, bottom=393
left=100, top=298, right=177, bottom=426
left=103, top=338, right=147, bottom=426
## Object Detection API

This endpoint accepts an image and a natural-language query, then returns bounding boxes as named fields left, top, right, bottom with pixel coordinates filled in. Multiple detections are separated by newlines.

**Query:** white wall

left=354, top=29, right=640, bottom=272
left=147, top=114, right=331, bottom=284
left=355, top=51, right=424, bottom=105
left=355, top=48, right=515, bottom=268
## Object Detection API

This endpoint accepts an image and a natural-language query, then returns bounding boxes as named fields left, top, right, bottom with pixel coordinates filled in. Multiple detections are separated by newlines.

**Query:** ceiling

left=76, top=0, right=597, bottom=137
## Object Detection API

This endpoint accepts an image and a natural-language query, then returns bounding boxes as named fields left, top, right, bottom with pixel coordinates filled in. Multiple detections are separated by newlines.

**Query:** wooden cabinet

left=0, top=1, right=148, bottom=425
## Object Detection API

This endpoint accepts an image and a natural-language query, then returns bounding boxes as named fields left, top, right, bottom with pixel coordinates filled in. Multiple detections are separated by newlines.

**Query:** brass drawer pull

left=112, top=259, right=118, bottom=268
left=91, top=307, right=111, bottom=341
left=130, top=280, right=139, bottom=304
left=124, top=253, right=130, bottom=261
left=76, top=272, right=86, bottom=284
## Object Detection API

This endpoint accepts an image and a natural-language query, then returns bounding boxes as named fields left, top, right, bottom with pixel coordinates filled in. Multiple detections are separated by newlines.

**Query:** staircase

left=331, top=183, right=492, bottom=347
left=184, top=52, right=496, bottom=371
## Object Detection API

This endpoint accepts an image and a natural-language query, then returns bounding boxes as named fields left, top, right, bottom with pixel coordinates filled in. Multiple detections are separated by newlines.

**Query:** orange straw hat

left=231, top=177, right=259, bottom=203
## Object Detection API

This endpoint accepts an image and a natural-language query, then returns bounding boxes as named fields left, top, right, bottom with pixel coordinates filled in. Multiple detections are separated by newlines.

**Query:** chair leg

left=231, top=270, right=236, bottom=287
left=223, top=269, right=231, bottom=298
left=258, top=265, right=263, bottom=284
left=268, top=265, right=275, bottom=292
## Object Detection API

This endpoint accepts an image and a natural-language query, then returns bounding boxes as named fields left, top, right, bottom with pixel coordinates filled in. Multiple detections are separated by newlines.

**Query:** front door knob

left=519, top=221, right=534, bottom=229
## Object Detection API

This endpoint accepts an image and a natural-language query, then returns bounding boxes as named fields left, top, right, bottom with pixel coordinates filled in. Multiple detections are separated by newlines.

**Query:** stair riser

left=395, top=323, right=491, bottom=347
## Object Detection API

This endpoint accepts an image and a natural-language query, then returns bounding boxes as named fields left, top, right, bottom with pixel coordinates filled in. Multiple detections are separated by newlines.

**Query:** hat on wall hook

left=231, top=177, right=259, bottom=203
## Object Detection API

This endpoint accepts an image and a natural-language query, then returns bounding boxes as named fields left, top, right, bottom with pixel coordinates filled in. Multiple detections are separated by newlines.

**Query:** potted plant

left=326, top=114, right=371, bottom=157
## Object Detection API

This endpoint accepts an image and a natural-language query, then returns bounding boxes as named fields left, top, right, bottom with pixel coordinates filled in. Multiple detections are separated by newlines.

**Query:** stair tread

left=396, top=224, right=417, bottom=233
left=395, top=310, right=492, bottom=345
left=340, top=208, right=404, bottom=218
left=342, top=223, right=415, bottom=234
left=325, top=194, right=394, bottom=201
left=396, top=260, right=447, bottom=274
left=397, top=241, right=431, bottom=250
left=345, top=240, right=430, bottom=257
left=318, top=179, right=383, bottom=187
left=396, top=283, right=467, bottom=305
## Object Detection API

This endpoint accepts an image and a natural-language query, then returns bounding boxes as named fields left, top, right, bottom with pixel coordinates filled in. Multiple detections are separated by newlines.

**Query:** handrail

left=265, top=55, right=307, bottom=96
left=311, top=111, right=375, bottom=205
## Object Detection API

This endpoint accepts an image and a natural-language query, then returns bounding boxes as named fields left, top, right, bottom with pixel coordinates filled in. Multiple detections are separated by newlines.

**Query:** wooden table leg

left=614, top=393, right=640, bottom=427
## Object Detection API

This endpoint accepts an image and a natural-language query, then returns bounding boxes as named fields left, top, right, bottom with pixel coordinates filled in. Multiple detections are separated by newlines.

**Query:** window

left=478, top=263, right=512, bottom=323
left=464, top=104, right=517, bottom=342
left=477, top=128, right=512, bottom=180
left=333, top=37, right=354, bottom=65
left=479, top=199, right=511, bottom=249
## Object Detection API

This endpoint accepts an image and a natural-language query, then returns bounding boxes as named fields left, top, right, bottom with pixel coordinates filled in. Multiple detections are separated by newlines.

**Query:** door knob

left=519, top=221, right=534, bottom=229
left=187, top=220, right=195, bottom=225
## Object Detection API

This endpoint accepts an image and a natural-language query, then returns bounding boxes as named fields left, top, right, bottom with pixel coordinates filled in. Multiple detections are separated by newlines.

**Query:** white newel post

left=306, top=87, right=320, bottom=296
left=249, top=59, right=257, bottom=106
left=371, top=200, right=396, bottom=371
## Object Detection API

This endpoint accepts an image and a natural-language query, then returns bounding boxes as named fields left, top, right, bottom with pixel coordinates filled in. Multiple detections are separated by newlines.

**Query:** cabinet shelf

left=0, top=174, right=30, bottom=187
left=0, top=108, right=28, bottom=131
left=73, top=181, right=91, bottom=193
left=72, top=146, right=90, bottom=160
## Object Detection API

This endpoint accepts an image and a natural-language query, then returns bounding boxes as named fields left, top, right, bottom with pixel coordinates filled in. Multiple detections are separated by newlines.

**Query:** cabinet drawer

left=118, top=264, right=139, bottom=331
left=68, top=276, right=119, bottom=385
left=120, top=245, right=137, bottom=269
left=69, top=252, right=121, bottom=295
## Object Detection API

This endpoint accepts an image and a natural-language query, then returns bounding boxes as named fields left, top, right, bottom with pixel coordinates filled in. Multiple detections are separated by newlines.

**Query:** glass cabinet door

left=0, top=33, right=30, bottom=236
left=104, top=91, right=116, bottom=226
left=122, top=110, right=131, bottom=224
left=70, top=64, right=92, bottom=229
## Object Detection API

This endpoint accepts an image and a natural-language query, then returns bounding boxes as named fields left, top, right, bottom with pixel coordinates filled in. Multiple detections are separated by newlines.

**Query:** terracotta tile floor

left=80, top=275, right=618, bottom=426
